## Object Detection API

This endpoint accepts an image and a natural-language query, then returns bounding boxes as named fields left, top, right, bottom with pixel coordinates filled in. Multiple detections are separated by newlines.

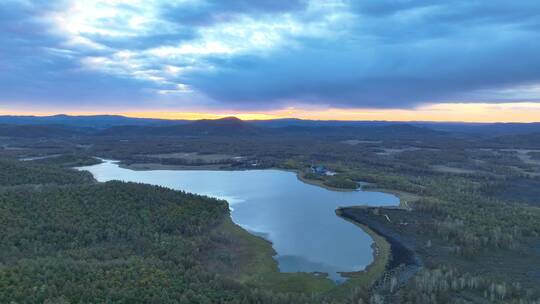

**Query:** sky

left=1, top=0, right=540, bottom=122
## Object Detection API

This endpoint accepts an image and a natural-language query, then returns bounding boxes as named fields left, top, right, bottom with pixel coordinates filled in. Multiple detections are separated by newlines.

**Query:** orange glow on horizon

left=122, top=102, right=540, bottom=123
left=2, top=102, right=540, bottom=123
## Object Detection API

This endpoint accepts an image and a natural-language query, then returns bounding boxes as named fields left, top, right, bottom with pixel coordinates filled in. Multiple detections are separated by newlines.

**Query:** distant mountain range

left=99, top=116, right=258, bottom=137
left=0, top=124, right=90, bottom=138
left=1, top=114, right=540, bottom=139
left=0, top=114, right=183, bottom=129
left=0, top=116, right=443, bottom=140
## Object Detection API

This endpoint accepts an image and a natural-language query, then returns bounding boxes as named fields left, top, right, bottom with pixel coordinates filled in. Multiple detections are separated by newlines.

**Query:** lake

left=78, top=160, right=399, bottom=281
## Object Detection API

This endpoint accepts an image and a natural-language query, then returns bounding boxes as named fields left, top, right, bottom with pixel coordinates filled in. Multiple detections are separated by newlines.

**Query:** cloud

left=160, top=0, right=308, bottom=26
left=1, top=0, right=540, bottom=111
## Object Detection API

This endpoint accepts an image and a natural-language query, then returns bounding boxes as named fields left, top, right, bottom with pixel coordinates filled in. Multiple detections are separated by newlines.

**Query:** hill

left=266, top=124, right=447, bottom=141
left=2, top=114, right=540, bottom=137
left=100, top=116, right=259, bottom=137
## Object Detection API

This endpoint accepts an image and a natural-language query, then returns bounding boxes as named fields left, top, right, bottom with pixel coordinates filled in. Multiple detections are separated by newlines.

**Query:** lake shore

left=337, top=206, right=422, bottom=288
left=360, top=187, right=419, bottom=209
left=336, top=211, right=392, bottom=287
left=212, top=216, right=336, bottom=294
left=99, top=159, right=416, bottom=288
left=292, top=169, right=357, bottom=192
left=119, top=162, right=233, bottom=171
left=119, top=160, right=360, bottom=191
left=119, top=161, right=416, bottom=199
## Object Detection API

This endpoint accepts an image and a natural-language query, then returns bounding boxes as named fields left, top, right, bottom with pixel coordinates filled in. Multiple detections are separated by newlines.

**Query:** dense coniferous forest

left=0, top=158, right=95, bottom=186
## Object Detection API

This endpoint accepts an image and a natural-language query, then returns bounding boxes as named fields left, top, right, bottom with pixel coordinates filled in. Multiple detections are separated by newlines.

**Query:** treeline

left=0, top=182, right=207, bottom=301
left=309, top=151, right=540, bottom=301
left=325, top=158, right=540, bottom=257
left=0, top=158, right=94, bottom=186
left=0, top=159, right=358, bottom=303
left=394, top=266, right=539, bottom=303
left=283, top=145, right=540, bottom=258
left=122, top=154, right=244, bottom=167
left=323, top=175, right=359, bottom=189
left=413, top=176, right=540, bottom=255
left=0, top=180, right=329, bottom=303
left=300, top=171, right=359, bottom=190
left=29, top=153, right=101, bottom=168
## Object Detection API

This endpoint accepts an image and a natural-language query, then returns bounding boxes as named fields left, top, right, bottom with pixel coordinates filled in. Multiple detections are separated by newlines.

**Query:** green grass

left=212, top=212, right=391, bottom=298
left=213, top=217, right=336, bottom=294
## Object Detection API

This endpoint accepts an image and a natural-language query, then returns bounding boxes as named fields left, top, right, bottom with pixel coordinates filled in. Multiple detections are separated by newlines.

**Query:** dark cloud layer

left=189, top=0, right=540, bottom=108
left=189, top=24, right=540, bottom=108
left=1, top=0, right=540, bottom=111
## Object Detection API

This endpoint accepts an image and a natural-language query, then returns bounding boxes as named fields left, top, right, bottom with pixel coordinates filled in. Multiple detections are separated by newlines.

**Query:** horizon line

left=0, top=112, right=539, bottom=124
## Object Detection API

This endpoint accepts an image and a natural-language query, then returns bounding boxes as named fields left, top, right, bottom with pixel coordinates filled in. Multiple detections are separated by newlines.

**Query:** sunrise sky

left=2, top=1, right=540, bottom=122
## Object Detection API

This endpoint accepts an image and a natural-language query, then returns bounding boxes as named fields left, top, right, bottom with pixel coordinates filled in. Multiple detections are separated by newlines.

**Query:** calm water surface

left=78, top=160, right=398, bottom=281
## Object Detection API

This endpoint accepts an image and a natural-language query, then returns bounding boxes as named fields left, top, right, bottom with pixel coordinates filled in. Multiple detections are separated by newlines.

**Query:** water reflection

left=79, top=160, right=398, bottom=281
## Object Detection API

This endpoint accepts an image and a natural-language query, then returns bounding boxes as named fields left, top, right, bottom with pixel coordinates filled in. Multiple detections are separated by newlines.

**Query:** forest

left=1, top=119, right=540, bottom=303
left=0, top=160, right=334, bottom=303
